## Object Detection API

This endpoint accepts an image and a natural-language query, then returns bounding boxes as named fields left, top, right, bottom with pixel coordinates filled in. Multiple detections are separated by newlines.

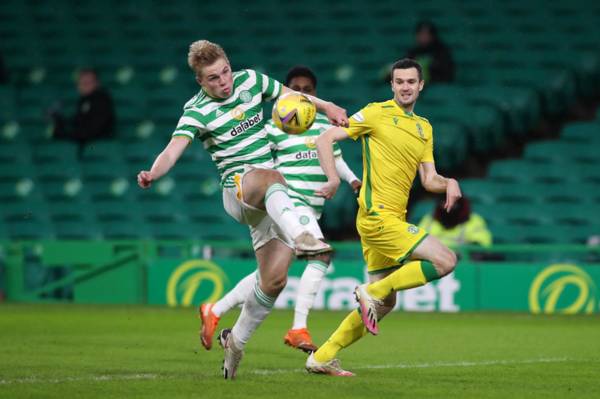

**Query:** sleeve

left=332, top=141, right=342, bottom=157
left=420, top=122, right=435, bottom=163
left=264, top=121, right=278, bottom=151
left=342, top=104, right=377, bottom=141
left=334, top=155, right=359, bottom=184
left=314, top=115, right=341, bottom=156
left=259, top=71, right=283, bottom=101
left=172, top=109, right=205, bottom=141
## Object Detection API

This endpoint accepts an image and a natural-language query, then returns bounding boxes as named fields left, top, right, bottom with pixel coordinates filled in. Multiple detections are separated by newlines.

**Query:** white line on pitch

left=250, top=357, right=591, bottom=375
left=0, top=357, right=595, bottom=384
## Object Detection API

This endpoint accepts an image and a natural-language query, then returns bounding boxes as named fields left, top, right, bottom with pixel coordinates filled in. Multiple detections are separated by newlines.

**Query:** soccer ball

left=272, top=92, right=317, bottom=134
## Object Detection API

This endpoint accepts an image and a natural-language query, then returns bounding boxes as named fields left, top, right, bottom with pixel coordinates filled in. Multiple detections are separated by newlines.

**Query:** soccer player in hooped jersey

left=305, top=59, right=462, bottom=376
left=137, top=41, right=349, bottom=379
left=199, top=66, right=361, bottom=354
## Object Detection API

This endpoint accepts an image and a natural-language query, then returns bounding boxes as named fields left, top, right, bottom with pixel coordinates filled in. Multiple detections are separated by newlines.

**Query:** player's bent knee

left=436, top=249, right=457, bottom=276
left=262, top=169, right=286, bottom=185
left=263, top=276, right=287, bottom=295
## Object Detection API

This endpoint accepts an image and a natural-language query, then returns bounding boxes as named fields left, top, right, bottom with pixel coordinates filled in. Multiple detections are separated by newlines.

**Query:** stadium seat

left=561, top=122, right=600, bottom=143
left=0, top=142, right=31, bottom=164
left=54, top=221, right=101, bottom=240
left=407, top=199, right=436, bottom=224
left=81, top=140, right=123, bottom=162
left=32, top=141, right=79, bottom=164
left=524, top=141, right=600, bottom=164
left=491, top=225, right=560, bottom=244
left=47, top=200, right=95, bottom=224
left=7, top=219, right=55, bottom=240
left=100, top=220, right=150, bottom=240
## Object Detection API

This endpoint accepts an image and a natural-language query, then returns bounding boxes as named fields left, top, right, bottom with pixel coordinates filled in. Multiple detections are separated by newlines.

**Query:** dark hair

left=415, top=20, right=438, bottom=39
left=285, top=65, right=317, bottom=88
left=391, top=58, right=423, bottom=81
left=434, top=196, right=471, bottom=228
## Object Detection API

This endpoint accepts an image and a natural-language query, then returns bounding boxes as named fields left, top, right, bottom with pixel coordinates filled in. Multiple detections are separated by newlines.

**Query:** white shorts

left=222, top=167, right=298, bottom=251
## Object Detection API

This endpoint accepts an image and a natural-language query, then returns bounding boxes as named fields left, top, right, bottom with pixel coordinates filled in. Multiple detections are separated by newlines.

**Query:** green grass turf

left=0, top=304, right=599, bottom=398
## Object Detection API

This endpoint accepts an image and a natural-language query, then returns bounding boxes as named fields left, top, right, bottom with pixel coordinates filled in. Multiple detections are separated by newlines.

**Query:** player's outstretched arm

left=137, top=136, right=190, bottom=189
left=418, top=162, right=462, bottom=212
left=315, top=127, right=350, bottom=199
left=280, top=86, right=348, bottom=127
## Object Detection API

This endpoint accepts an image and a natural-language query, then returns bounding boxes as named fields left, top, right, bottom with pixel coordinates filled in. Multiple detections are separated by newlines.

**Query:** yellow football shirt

left=343, top=99, right=434, bottom=217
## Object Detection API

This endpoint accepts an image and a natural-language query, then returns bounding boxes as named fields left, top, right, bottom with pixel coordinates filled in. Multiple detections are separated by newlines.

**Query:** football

left=272, top=92, right=317, bottom=134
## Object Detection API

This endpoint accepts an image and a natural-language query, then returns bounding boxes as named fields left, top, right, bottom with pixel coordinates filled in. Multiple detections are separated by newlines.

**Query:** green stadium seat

left=93, top=200, right=140, bottom=223
left=149, top=222, right=200, bottom=241
left=122, top=140, right=165, bottom=164
left=47, top=200, right=95, bottom=224
left=528, top=183, right=592, bottom=205
left=524, top=141, right=600, bottom=164
left=7, top=219, right=54, bottom=240
left=561, top=122, right=600, bottom=143
left=491, top=225, right=560, bottom=244
left=195, top=220, right=251, bottom=241
left=81, top=161, right=129, bottom=182
left=474, top=203, right=553, bottom=226
left=85, top=180, right=133, bottom=202
left=32, top=141, right=79, bottom=164
left=141, top=201, right=188, bottom=225
left=186, top=202, right=229, bottom=225
left=176, top=179, right=222, bottom=202
left=407, top=199, right=436, bottom=224
left=16, top=86, right=58, bottom=121
left=54, top=221, right=101, bottom=240
left=100, top=221, right=150, bottom=240
left=433, top=121, right=468, bottom=171
left=487, top=160, right=592, bottom=184
left=82, top=140, right=123, bottom=162
left=4, top=120, right=52, bottom=143
left=0, top=142, right=31, bottom=164
left=465, top=85, right=541, bottom=136
left=460, top=179, right=519, bottom=205
left=0, top=86, right=16, bottom=121
left=0, top=164, right=36, bottom=183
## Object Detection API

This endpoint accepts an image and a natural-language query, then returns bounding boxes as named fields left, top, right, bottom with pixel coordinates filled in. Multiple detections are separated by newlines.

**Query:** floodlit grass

left=1, top=304, right=599, bottom=398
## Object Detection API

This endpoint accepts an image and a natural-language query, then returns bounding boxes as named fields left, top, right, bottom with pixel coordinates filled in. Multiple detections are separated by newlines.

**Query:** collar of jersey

left=388, top=99, right=414, bottom=117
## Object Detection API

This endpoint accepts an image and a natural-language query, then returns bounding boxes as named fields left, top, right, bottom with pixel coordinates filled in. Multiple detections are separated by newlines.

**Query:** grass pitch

left=1, top=304, right=599, bottom=398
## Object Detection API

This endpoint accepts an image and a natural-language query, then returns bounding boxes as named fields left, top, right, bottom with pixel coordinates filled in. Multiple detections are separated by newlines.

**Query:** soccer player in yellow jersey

left=306, top=59, right=462, bottom=376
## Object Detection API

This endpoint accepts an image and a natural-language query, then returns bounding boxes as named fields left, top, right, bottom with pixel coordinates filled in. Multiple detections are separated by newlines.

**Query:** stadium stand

left=1, top=0, right=599, bottom=242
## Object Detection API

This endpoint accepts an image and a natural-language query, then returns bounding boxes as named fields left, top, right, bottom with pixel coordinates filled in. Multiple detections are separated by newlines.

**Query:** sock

left=292, top=260, right=329, bottom=330
left=212, top=271, right=257, bottom=317
left=264, top=183, right=306, bottom=240
left=231, top=281, right=276, bottom=347
left=314, top=310, right=366, bottom=363
left=367, top=260, right=440, bottom=300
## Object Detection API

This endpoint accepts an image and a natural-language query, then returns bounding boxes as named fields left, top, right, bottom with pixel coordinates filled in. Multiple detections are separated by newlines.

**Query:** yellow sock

left=367, top=261, right=440, bottom=300
left=314, top=310, right=367, bottom=363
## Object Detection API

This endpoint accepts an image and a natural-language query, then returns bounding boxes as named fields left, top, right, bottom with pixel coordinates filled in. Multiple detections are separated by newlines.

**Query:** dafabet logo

left=529, top=264, right=597, bottom=314
left=166, top=260, right=229, bottom=307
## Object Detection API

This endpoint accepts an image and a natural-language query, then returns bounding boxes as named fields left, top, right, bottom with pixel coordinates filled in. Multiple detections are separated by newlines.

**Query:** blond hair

left=187, top=40, right=229, bottom=77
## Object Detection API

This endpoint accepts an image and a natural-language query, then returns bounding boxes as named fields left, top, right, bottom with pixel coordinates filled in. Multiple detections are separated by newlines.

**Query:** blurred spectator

left=50, top=68, right=115, bottom=155
left=406, top=21, right=455, bottom=83
left=0, top=52, right=8, bottom=84
left=418, top=196, right=492, bottom=247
